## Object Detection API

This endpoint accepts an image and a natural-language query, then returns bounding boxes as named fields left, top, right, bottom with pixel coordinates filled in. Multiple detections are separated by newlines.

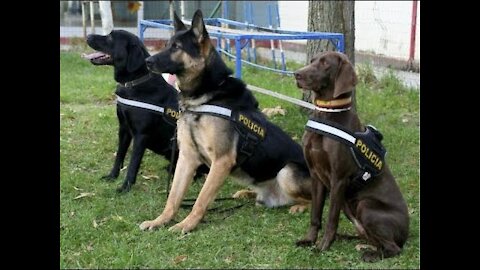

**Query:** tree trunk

left=99, top=1, right=114, bottom=35
left=303, top=1, right=356, bottom=110
left=169, top=0, right=175, bottom=21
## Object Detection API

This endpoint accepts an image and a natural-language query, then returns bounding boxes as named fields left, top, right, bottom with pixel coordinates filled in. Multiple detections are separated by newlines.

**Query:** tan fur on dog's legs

left=139, top=151, right=200, bottom=231
left=169, top=154, right=235, bottom=234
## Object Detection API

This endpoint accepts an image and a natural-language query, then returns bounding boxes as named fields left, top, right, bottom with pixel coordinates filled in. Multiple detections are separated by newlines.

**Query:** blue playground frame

left=138, top=18, right=345, bottom=79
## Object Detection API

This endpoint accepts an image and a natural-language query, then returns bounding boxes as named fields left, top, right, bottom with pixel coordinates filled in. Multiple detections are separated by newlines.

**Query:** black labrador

left=84, top=30, right=205, bottom=192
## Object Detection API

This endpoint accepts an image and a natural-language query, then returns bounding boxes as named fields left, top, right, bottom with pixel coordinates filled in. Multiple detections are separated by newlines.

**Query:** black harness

left=185, top=104, right=266, bottom=168
left=115, top=95, right=180, bottom=126
left=305, top=117, right=387, bottom=194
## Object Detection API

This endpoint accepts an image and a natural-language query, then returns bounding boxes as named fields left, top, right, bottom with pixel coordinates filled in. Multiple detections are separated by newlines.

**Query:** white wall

left=278, top=1, right=308, bottom=31
left=278, top=1, right=420, bottom=61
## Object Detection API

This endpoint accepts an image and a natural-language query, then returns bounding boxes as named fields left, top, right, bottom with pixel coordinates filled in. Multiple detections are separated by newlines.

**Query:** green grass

left=60, top=49, right=419, bottom=269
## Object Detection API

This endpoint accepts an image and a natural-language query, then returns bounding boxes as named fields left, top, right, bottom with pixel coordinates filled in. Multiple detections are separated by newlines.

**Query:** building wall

left=278, top=1, right=420, bottom=61
left=144, top=1, right=280, bottom=28
left=60, top=1, right=419, bottom=61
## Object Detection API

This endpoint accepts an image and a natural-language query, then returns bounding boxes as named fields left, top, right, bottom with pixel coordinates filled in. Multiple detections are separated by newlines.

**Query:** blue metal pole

left=216, top=36, right=220, bottom=52
left=226, top=39, right=231, bottom=60
left=267, top=5, right=277, bottom=69
left=249, top=2, right=257, bottom=64
left=139, top=22, right=145, bottom=42
left=235, top=38, right=242, bottom=78
left=338, top=35, right=345, bottom=53
left=244, top=1, right=251, bottom=62
left=274, top=4, right=286, bottom=71
left=222, top=1, right=231, bottom=60
left=215, top=18, right=222, bottom=53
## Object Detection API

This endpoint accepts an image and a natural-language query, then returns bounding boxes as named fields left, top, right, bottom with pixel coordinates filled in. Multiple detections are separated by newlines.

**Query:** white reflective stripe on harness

left=188, top=104, right=232, bottom=117
left=116, top=95, right=165, bottom=113
left=305, top=120, right=356, bottom=144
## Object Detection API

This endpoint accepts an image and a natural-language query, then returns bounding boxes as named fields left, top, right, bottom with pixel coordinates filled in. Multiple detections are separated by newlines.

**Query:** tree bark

left=99, top=1, right=114, bottom=35
left=303, top=1, right=356, bottom=110
left=169, top=0, right=175, bottom=21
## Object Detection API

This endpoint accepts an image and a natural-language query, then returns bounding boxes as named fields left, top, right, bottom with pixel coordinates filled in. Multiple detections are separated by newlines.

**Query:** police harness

left=305, top=117, right=387, bottom=195
left=115, top=94, right=264, bottom=172
left=185, top=104, right=266, bottom=168
left=115, top=95, right=180, bottom=126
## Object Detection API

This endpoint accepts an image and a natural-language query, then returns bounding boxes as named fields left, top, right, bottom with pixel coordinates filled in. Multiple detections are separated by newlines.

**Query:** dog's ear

left=173, top=12, right=187, bottom=32
left=191, top=9, right=209, bottom=43
left=113, top=40, right=128, bottom=69
left=333, top=56, right=358, bottom=98
left=127, top=44, right=148, bottom=72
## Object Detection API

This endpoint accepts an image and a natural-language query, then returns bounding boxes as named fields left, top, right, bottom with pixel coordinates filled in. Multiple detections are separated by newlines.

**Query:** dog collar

left=315, top=106, right=351, bottom=112
left=314, top=96, right=352, bottom=112
left=118, top=73, right=152, bottom=88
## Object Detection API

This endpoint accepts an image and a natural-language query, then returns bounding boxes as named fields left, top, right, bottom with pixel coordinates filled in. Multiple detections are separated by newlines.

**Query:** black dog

left=139, top=10, right=312, bottom=233
left=84, top=30, right=204, bottom=192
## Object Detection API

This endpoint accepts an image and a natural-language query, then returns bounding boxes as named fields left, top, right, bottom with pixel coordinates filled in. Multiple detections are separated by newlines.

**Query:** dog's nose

left=294, top=72, right=302, bottom=80
left=86, top=34, right=94, bottom=44
left=145, top=57, right=154, bottom=69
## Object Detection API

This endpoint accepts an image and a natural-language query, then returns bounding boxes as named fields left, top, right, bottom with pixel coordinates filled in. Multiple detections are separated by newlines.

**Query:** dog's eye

left=171, top=43, right=181, bottom=50
left=319, top=59, right=330, bottom=70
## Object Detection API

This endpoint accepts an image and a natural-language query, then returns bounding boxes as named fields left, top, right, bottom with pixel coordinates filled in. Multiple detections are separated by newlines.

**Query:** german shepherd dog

left=139, top=10, right=312, bottom=233
left=84, top=30, right=207, bottom=192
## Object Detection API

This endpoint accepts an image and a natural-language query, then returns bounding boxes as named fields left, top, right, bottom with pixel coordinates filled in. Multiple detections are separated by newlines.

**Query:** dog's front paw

left=296, top=238, right=315, bottom=247
left=139, top=220, right=163, bottom=231
left=362, top=250, right=381, bottom=263
left=101, top=173, right=118, bottom=181
left=116, top=182, right=132, bottom=193
left=139, top=220, right=155, bottom=231
left=168, top=220, right=197, bottom=234
left=140, top=214, right=173, bottom=231
left=316, top=234, right=334, bottom=252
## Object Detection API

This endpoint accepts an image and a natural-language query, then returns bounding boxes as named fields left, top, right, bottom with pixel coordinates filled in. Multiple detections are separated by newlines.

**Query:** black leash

left=180, top=197, right=237, bottom=208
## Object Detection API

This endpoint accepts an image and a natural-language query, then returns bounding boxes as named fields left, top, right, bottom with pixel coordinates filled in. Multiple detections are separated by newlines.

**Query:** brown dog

left=293, top=51, right=409, bottom=262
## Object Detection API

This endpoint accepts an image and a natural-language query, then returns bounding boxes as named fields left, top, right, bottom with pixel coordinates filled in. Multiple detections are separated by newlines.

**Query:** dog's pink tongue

left=167, top=74, right=177, bottom=86
left=81, top=52, right=105, bottom=60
